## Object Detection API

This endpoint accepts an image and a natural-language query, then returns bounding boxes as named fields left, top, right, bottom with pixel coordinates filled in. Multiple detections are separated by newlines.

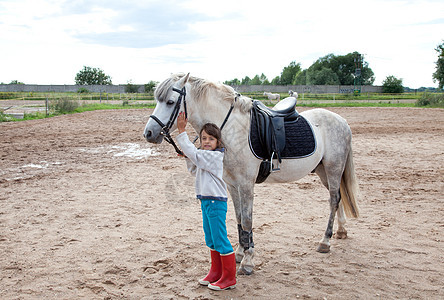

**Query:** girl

left=176, top=112, right=236, bottom=291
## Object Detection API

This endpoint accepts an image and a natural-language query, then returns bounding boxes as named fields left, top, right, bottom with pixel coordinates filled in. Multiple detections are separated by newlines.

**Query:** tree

left=75, top=66, right=112, bottom=85
left=307, top=67, right=340, bottom=85
left=432, top=41, right=444, bottom=89
left=144, top=80, right=158, bottom=93
left=224, top=78, right=241, bottom=85
left=306, top=52, right=374, bottom=85
left=382, top=75, right=404, bottom=93
left=270, top=76, right=281, bottom=85
left=9, top=80, right=24, bottom=84
left=280, top=61, right=302, bottom=85
left=294, top=69, right=307, bottom=85
left=259, top=73, right=270, bottom=85
left=241, top=76, right=251, bottom=85
left=250, top=75, right=262, bottom=85
left=125, top=80, right=139, bottom=93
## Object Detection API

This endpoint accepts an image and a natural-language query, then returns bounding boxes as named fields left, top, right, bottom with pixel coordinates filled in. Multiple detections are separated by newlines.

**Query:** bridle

left=149, top=86, right=238, bottom=156
left=149, top=87, right=187, bottom=156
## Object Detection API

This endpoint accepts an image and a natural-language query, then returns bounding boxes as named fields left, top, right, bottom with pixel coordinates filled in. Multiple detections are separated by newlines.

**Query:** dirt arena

left=1, top=107, right=443, bottom=299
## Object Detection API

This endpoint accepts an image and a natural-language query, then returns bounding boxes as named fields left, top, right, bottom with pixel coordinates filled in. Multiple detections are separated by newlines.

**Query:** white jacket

left=176, top=132, right=228, bottom=201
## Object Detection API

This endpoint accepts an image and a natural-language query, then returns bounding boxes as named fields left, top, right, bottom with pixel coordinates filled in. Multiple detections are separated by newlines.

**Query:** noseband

left=149, top=86, right=238, bottom=156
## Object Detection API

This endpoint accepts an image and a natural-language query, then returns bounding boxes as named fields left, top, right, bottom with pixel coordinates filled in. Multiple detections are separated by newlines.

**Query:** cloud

left=1, top=0, right=444, bottom=87
left=61, top=0, right=213, bottom=48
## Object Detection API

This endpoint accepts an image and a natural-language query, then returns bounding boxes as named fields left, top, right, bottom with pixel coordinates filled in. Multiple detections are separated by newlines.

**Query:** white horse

left=144, top=73, right=360, bottom=275
left=263, top=91, right=280, bottom=101
left=289, top=90, right=298, bottom=98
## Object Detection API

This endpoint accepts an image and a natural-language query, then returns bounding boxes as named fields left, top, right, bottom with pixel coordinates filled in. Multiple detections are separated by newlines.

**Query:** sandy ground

left=1, top=107, right=443, bottom=299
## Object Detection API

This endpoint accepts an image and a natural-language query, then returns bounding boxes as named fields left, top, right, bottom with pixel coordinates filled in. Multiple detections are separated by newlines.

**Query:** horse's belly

left=264, top=152, right=322, bottom=183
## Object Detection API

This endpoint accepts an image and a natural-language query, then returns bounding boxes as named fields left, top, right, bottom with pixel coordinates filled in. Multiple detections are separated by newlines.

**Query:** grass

left=297, top=102, right=415, bottom=108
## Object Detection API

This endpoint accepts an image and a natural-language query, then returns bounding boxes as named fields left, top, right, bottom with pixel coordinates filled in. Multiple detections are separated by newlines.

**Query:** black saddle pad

left=249, top=113, right=316, bottom=159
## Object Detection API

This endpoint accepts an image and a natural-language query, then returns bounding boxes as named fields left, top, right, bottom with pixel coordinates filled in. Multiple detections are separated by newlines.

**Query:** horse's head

left=143, top=73, right=190, bottom=144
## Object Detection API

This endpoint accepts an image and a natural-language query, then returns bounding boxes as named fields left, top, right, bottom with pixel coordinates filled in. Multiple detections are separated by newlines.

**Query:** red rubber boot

left=208, top=252, right=236, bottom=290
left=198, top=250, right=222, bottom=285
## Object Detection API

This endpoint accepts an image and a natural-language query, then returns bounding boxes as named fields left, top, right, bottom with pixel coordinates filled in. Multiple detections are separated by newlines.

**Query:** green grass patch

left=297, top=102, right=415, bottom=108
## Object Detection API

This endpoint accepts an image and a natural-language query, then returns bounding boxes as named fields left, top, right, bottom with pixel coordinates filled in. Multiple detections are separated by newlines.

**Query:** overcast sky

left=1, top=0, right=443, bottom=88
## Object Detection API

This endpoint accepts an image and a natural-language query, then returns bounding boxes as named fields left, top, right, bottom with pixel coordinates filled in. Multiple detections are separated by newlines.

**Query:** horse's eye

left=166, top=100, right=175, bottom=106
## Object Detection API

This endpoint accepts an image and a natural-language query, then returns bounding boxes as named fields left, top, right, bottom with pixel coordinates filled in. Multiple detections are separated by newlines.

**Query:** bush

left=0, top=112, right=14, bottom=122
left=77, top=88, right=89, bottom=93
left=415, top=92, right=444, bottom=107
left=382, top=75, right=404, bottom=93
left=0, top=92, right=15, bottom=99
left=50, top=98, right=79, bottom=114
left=125, top=81, right=139, bottom=93
left=144, top=80, right=158, bottom=93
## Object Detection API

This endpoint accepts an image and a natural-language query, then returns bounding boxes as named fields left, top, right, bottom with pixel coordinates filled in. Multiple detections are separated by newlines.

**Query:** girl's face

left=201, top=130, right=219, bottom=151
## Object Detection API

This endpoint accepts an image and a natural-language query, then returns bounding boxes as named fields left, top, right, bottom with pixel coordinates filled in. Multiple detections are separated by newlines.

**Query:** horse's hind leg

left=314, top=163, right=342, bottom=253
left=315, top=163, right=346, bottom=239
left=335, top=202, right=347, bottom=239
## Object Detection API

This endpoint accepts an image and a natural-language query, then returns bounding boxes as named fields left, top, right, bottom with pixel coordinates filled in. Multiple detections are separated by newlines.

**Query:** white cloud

left=0, top=0, right=443, bottom=87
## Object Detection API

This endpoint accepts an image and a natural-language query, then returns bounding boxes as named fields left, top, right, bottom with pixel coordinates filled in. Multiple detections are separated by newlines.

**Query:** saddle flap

left=270, top=116, right=286, bottom=155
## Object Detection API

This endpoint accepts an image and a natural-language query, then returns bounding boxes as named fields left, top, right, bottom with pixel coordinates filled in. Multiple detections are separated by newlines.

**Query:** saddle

left=249, top=97, right=316, bottom=183
left=251, top=96, right=298, bottom=164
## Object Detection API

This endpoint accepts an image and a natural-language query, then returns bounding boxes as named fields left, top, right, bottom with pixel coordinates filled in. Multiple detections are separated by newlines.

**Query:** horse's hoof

left=335, top=229, right=347, bottom=239
left=316, top=243, right=330, bottom=253
left=237, top=266, right=253, bottom=275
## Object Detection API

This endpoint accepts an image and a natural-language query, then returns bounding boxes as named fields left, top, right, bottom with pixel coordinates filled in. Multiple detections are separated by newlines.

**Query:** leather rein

left=149, top=87, right=238, bottom=156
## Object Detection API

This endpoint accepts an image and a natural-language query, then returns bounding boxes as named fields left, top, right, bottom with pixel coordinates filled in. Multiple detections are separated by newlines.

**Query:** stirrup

left=270, top=152, right=280, bottom=172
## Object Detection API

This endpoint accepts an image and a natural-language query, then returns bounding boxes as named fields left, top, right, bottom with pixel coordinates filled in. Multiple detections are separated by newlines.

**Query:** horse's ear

left=178, top=73, right=190, bottom=87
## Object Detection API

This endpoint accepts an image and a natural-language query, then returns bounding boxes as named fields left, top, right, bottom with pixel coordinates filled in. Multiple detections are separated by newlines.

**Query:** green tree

left=9, top=80, right=24, bottom=84
left=250, top=75, right=262, bottom=85
left=75, top=66, right=112, bottom=85
left=382, top=75, right=404, bottom=93
left=144, top=80, right=158, bottom=93
left=259, top=73, right=270, bottom=85
left=307, top=67, right=340, bottom=85
left=270, top=76, right=281, bottom=85
left=280, top=61, right=302, bottom=85
left=306, top=52, right=374, bottom=85
left=432, top=41, right=444, bottom=89
left=125, top=80, right=139, bottom=93
left=293, top=69, right=307, bottom=85
left=224, top=78, right=241, bottom=85
left=241, top=76, right=252, bottom=85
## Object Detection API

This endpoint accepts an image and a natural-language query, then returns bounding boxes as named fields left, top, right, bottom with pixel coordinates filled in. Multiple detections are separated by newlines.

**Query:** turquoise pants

left=200, top=199, right=233, bottom=255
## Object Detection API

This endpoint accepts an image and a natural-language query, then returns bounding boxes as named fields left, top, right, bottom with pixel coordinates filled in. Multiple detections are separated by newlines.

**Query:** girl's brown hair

left=200, top=123, right=222, bottom=147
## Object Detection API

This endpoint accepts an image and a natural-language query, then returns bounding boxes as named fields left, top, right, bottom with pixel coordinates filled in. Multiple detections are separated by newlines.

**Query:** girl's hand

left=177, top=112, right=187, bottom=133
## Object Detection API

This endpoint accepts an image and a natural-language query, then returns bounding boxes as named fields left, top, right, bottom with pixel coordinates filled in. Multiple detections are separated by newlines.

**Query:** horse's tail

left=340, top=145, right=360, bottom=218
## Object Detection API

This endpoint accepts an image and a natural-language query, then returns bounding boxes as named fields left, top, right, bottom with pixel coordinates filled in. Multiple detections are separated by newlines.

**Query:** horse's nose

left=144, top=130, right=152, bottom=139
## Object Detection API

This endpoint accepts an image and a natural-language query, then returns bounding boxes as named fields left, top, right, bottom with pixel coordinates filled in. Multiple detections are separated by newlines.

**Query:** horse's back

left=301, top=108, right=352, bottom=163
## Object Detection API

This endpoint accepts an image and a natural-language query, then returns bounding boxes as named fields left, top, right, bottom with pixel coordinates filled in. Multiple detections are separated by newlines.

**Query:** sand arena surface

left=1, top=107, right=443, bottom=299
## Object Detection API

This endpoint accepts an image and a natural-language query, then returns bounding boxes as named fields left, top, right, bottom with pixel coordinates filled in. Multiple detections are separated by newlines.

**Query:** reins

left=150, top=87, right=239, bottom=156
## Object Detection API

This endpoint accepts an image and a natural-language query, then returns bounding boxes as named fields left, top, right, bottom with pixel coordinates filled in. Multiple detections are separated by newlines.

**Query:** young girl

left=176, top=112, right=236, bottom=291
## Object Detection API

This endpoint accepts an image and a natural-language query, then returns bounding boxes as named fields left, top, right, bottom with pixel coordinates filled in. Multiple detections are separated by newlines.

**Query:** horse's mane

left=155, top=73, right=252, bottom=114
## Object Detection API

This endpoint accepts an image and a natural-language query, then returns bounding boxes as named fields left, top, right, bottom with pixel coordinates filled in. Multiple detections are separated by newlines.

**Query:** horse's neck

left=188, top=93, right=231, bottom=131
left=189, top=95, right=250, bottom=152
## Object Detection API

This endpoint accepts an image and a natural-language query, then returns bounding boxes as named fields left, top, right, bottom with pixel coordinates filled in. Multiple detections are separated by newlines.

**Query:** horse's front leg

left=227, top=185, right=244, bottom=263
left=236, top=184, right=255, bottom=275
